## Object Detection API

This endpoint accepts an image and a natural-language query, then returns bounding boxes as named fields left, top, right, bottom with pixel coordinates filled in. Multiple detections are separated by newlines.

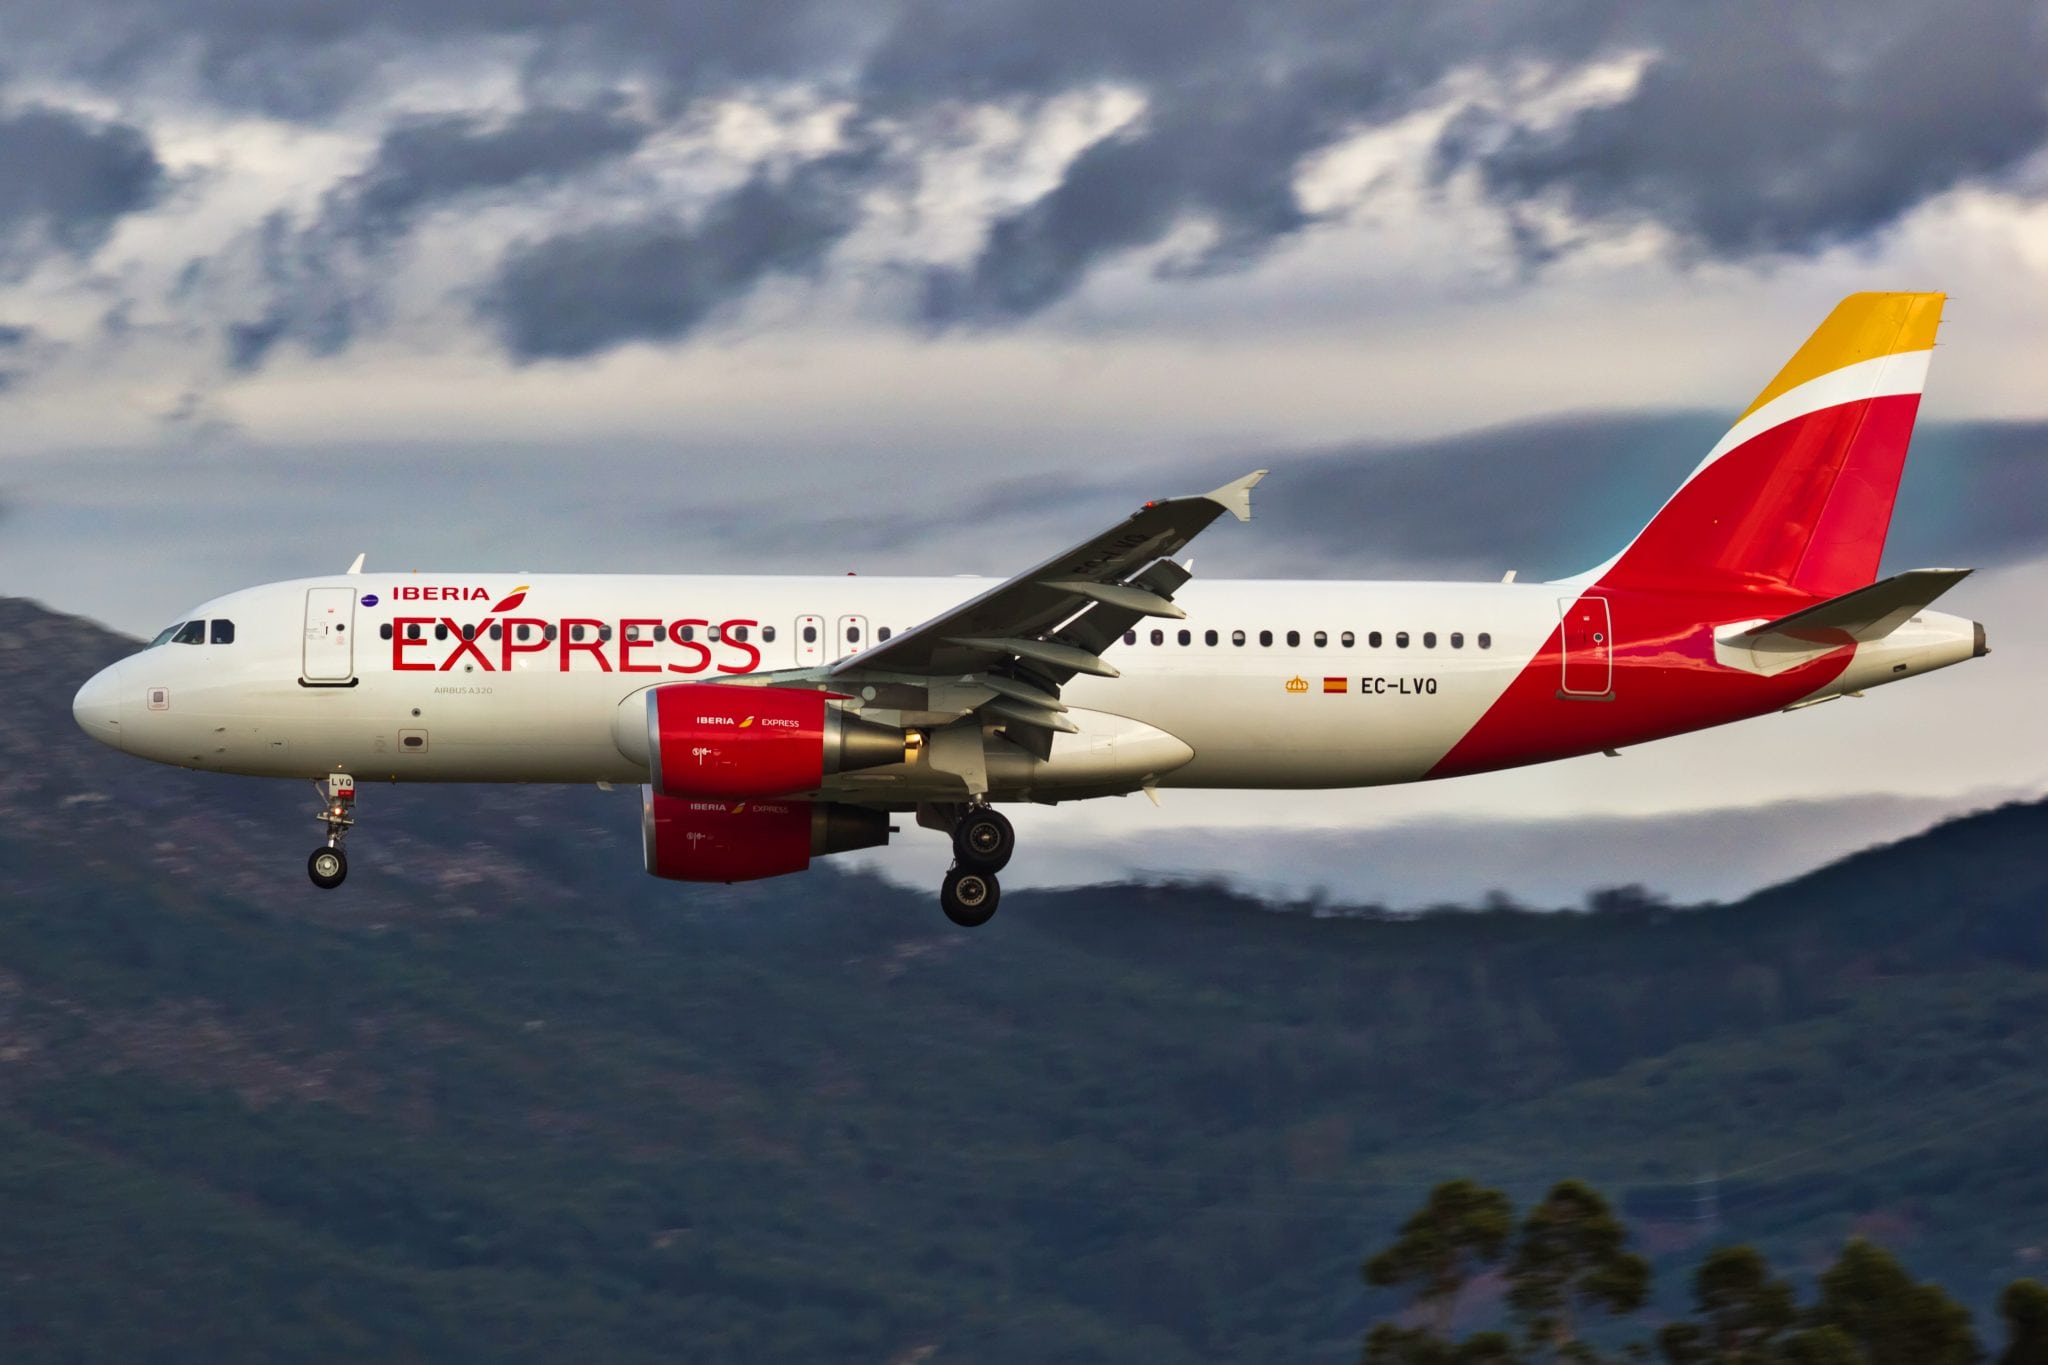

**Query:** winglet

left=345, top=553, right=366, bottom=575
left=1204, top=469, right=1267, bottom=523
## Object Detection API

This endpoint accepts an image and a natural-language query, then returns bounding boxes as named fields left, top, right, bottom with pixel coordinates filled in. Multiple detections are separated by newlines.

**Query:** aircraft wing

left=832, top=470, right=1266, bottom=702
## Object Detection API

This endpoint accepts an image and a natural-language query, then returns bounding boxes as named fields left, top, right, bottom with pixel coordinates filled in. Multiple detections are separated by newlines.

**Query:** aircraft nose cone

left=73, top=661, right=126, bottom=752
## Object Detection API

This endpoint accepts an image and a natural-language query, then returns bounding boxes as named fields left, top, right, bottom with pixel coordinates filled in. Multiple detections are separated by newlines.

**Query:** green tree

left=1776, top=1325, right=1863, bottom=1365
left=1508, top=1180, right=1651, bottom=1362
left=1365, top=1180, right=1517, bottom=1340
left=1365, top=1324, right=1521, bottom=1365
left=1809, top=1239, right=1979, bottom=1365
left=1657, top=1246, right=1797, bottom=1365
left=2000, top=1279, right=2048, bottom=1365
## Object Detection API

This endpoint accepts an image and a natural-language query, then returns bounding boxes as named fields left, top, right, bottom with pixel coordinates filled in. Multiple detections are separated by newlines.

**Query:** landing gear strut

left=934, top=802, right=1012, bottom=927
left=308, top=772, right=354, bottom=890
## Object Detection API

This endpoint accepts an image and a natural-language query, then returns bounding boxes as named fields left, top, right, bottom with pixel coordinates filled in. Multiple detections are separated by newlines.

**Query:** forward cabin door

left=795, top=614, right=824, bottom=666
left=1557, top=596, right=1613, bottom=699
left=302, top=587, right=357, bottom=682
left=835, top=614, right=869, bottom=661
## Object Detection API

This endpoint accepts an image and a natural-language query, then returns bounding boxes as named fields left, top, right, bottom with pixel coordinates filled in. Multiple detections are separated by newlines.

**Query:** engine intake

left=641, top=794, right=889, bottom=882
left=613, top=683, right=910, bottom=799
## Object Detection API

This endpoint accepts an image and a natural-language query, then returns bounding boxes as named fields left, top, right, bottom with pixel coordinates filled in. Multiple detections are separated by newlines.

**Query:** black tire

left=940, top=867, right=1000, bottom=927
left=952, top=807, right=1015, bottom=873
left=308, top=845, right=348, bottom=890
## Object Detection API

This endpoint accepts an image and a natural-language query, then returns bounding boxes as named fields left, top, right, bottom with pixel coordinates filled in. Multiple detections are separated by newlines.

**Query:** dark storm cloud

left=330, top=103, right=652, bottom=244
left=1445, top=1, right=2048, bottom=260
left=479, top=140, right=884, bottom=360
left=20, top=0, right=2046, bottom=357
left=0, top=105, right=164, bottom=270
left=213, top=104, right=654, bottom=371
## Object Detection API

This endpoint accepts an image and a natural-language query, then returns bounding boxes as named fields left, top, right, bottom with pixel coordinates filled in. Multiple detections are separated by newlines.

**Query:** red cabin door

left=1558, top=596, right=1613, bottom=699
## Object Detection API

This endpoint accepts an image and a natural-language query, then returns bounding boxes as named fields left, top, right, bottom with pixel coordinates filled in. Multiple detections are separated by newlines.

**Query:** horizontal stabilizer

left=1719, top=568, right=1972, bottom=654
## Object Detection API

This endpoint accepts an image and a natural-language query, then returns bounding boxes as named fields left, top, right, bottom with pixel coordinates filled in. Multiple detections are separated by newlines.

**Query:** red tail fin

left=1584, top=293, right=1945, bottom=597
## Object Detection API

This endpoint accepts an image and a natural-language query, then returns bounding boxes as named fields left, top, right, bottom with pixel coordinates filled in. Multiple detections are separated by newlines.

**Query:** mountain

left=2, top=595, right=2045, bottom=1362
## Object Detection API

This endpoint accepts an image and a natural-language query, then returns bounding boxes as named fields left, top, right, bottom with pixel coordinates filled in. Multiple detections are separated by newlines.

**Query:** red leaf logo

left=491, top=585, right=530, bottom=613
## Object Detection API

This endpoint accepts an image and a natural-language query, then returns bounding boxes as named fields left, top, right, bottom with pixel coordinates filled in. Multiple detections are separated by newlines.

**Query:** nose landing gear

left=937, top=803, right=1013, bottom=927
left=308, top=773, right=354, bottom=889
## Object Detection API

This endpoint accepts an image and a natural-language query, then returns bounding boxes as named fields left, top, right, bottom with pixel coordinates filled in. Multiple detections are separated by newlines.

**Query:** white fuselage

left=74, top=572, right=1979, bottom=804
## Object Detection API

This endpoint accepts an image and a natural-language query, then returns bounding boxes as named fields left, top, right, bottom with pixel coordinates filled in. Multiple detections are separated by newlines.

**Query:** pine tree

left=2000, top=1279, right=2048, bottom=1365
left=1656, top=1245, right=1796, bottom=1365
left=1364, top=1180, right=1517, bottom=1341
left=1507, top=1180, right=1651, bottom=1362
left=1808, top=1239, right=1978, bottom=1365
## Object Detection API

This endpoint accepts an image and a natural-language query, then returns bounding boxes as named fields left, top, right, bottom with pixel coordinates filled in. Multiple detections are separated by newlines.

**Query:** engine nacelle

left=641, top=793, right=889, bottom=882
left=613, top=683, right=910, bottom=799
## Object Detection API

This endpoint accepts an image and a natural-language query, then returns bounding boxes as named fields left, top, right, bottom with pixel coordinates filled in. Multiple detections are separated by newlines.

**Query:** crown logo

left=1284, top=675, right=1309, bottom=693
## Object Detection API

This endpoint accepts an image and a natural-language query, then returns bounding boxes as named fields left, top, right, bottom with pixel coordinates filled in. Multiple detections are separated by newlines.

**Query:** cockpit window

left=171, top=620, right=205, bottom=646
left=210, top=620, right=235, bottom=645
left=148, top=622, right=184, bottom=648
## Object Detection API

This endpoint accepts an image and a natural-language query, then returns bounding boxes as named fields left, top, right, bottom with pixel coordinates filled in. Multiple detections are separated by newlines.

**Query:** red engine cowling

left=614, top=683, right=909, bottom=800
left=641, top=793, right=890, bottom=882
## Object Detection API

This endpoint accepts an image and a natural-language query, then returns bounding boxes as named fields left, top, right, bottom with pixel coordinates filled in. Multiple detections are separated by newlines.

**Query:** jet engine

left=613, top=683, right=911, bottom=800
left=641, top=793, right=889, bottom=882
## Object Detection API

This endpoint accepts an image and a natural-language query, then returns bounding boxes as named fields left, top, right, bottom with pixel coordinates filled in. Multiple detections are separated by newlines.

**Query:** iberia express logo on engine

left=385, top=584, right=764, bottom=676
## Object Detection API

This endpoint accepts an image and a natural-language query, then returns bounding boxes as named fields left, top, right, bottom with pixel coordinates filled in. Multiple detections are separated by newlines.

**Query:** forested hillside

left=2, top=596, right=2044, bottom=1362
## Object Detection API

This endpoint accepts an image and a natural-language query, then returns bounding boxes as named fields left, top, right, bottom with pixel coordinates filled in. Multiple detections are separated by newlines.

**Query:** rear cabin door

left=1557, top=595, right=1613, bottom=699
left=303, top=587, right=357, bottom=682
left=795, top=614, right=824, bottom=666
left=835, top=614, right=869, bottom=661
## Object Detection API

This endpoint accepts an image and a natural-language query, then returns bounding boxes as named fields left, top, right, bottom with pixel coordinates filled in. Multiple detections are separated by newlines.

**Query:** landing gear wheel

left=952, top=806, right=1015, bottom=873
left=308, top=845, right=348, bottom=889
left=940, top=867, right=1000, bottom=927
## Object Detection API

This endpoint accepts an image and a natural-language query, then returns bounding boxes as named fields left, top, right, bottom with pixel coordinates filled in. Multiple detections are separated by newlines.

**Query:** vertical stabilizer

left=1580, top=292, right=1945, bottom=597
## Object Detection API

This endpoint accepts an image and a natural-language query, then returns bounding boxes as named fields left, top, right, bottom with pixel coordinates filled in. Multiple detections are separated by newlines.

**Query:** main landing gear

left=938, top=804, right=1013, bottom=927
left=308, top=772, right=354, bottom=890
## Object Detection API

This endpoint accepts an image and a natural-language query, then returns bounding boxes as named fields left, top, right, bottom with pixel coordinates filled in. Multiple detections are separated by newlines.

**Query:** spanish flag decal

left=1322, top=677, right=1347, bottom=694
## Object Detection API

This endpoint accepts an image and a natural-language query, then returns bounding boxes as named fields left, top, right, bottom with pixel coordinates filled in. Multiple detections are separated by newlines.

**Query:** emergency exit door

left=1557, top=595, right=1613, bottom=699
left=303, top=587, right=357, bottom=682
left=836, top=614, right=869, bottom=660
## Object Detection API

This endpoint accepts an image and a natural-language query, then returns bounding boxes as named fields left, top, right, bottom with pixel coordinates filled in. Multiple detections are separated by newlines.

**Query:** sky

left=2, top=0, right=2046, bottom=903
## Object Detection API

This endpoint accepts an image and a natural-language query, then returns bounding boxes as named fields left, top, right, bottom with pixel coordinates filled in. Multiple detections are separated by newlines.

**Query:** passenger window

left=1450, top=632, right=1463, bottom=649
left=1150, top=629, right=1164, bottom=645
left=625, top=626, right=640, bottom=641
left=407, top=624, right=423, bottom=641
left=1124, top=631, right=1137, bottom=645
left=517, top=624, right=532, bottom=642
left=877, top=626, right=890, bottom=641
left=1258, top=630, right=1273, bottom=647
left=210, top=620, right=235, bottom=645
left=1423, top=631, right=1436, bottom=649
left=843, top=626, right=857, bottom=644
left=380, top=623, right=393, bottom=641
left=172, top=620, right=205, bottom=645
left=544, top=625, right=558, bottom=642
left=1286, top=630, right=1300, bottom=648
left=1478, top=632, right=1492, bottom=649
left=570, top=625, right=585, bottom=642
left=763, top=625, right=777, bottom=643
left=802, top=625, right=817, bottom=644
left=599, top=626, right=614, bottom=643
left=462, top=624, right=476, bottom=641
left=1396, top=631, right=1410, bottom=648
left=1341, top=631, right=1355, bottom=648
left=1205, top=629, right=1219, bottom=646
left=489, top=624, right=502, bottom=641
left=434, top=624, right=449, bottom=641
left=1232, top=630, right=1246, bottom=647
left=1178, top=629, right=1191, bottom=646
left=679, top=625, right=694, bottom=642
left=654, top=624, right=668, bottom=642
left=1369, top=631, right=1383, bottom=648
left=1313, top=631, right=1327, bottom=647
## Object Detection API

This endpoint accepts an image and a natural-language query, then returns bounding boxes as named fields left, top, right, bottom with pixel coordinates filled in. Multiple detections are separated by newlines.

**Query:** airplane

left=72, top=292, right=1986, bottom=926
